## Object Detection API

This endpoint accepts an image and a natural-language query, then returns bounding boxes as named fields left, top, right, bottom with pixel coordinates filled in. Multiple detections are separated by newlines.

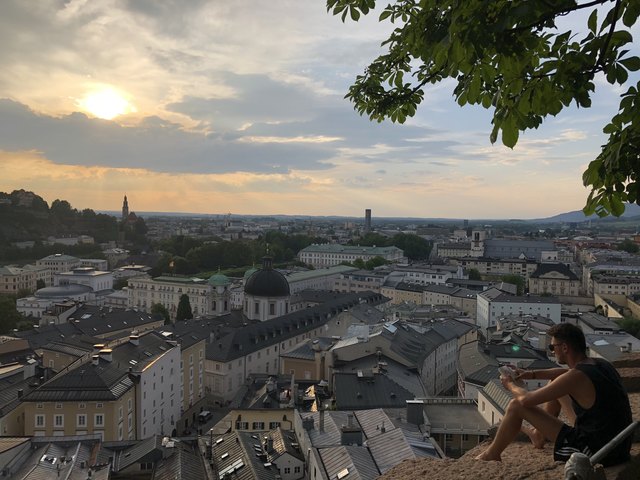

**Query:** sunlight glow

left=80, top=88, right=132, bottom=120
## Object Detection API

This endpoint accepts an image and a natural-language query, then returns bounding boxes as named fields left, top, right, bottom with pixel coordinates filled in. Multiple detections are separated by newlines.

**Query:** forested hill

left=0, top=189, right=119, bottom=244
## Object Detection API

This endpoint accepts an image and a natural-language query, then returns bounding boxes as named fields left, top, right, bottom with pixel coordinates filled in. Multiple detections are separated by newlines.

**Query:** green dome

left=243, top=267, right=258, bottom=280
left=208, top=272, right=230, bottom=286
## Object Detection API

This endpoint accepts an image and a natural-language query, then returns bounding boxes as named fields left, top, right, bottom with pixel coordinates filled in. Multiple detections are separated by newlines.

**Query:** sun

left=80, top=88, right=132, bottom=120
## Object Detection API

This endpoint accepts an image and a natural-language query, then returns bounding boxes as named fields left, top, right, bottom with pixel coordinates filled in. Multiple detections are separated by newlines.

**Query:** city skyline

left=1, top=1, right=637, bottom=219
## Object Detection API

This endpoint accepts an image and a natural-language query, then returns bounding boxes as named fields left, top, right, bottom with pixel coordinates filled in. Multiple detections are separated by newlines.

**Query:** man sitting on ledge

left=476, top=323, right=632, bottom=466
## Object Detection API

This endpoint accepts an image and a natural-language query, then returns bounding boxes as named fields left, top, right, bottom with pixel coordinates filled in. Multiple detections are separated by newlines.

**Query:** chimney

left=99, top=349, right=113, bottom=362
left=17, top=389, right=23, bottom=399
left=302, top=417, right=314, bottom=431
left=93, top=344, right=105, bottom=353
left=91, top=354, right=100, bottom=366
left=129, top=333, right=140, bottom=346
left=264, top=435, right=274, bottom=453
left=406, top=400, right=425, bottom=426
left=340, top=414, right=363, bottom=446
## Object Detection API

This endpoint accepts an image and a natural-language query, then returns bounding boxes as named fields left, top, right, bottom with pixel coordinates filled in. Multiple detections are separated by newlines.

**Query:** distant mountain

left=534, top=203, right=640, bottom=223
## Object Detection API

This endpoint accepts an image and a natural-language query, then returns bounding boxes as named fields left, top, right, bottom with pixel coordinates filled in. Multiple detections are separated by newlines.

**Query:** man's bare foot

left=522, top=425, right=545, bottom=449
left=475, top=449, right=502, bottom=461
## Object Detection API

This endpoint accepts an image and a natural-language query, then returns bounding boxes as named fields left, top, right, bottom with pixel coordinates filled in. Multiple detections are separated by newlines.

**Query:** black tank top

left=571, top=359, right=632, bottom=465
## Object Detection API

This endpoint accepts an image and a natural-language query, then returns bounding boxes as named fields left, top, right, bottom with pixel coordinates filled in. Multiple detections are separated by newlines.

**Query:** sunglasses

left=548, top=343, right=564, bottom=352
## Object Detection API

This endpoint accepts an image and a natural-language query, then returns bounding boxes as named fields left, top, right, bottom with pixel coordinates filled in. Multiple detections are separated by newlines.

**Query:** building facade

left=298, top=244, right=405, bottom=268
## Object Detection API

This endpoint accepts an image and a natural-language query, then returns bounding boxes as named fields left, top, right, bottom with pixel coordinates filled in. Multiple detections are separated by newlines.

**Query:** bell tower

left=122, top=195, right=129, bottom=220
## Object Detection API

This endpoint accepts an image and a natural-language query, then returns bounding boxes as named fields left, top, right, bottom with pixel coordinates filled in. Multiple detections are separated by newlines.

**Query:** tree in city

left=175, top=294, right=193, bottom=321
left=0, top=295, right=24, bottom=334
left=468, top=268, right=482, bottom=281
left=326, top=0, right=640, bottom=217
left=501, top=274, right=526, bottom=295
left=618, top=238, right=639, bottom=254
left=616, top=315, right=640, bottom=339
left=151, top=303, right=171, bottom=325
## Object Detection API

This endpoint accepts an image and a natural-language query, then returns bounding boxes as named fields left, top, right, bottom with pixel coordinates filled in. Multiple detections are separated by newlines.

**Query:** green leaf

left=620, top=56, right=640, bottom=72
left=610, top=195, right=625, bottom=216
left=379, top=9, right=392, bottom=21
left=350, top=6, right=361, bottom=21
left=501, top=121, right=519, bottom=149
left=588, top=9, right=598, bottom=34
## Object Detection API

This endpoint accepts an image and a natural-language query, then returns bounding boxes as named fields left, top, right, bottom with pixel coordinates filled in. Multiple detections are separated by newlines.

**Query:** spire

left=122, top=194, right=129, bottom=220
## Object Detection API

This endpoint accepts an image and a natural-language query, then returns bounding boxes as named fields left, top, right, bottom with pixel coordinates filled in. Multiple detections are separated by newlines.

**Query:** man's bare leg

left=522, top=395, right=575, bottom=449
left=476, top=399, right=565, bottom=461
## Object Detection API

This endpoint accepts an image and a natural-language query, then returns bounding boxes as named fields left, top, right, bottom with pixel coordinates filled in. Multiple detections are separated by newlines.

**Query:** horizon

left=1, top=2, right=638, bottom=218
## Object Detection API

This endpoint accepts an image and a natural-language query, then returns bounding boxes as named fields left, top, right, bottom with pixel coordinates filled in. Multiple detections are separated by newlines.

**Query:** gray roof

left=530, top=262, right=579, bottom=280
left=280, top=337, right=335, bottom=361
left=483, top=238, right=555, bottom=260
left=423, top=400, right=490, bottom=434
left=211, top=430, right=281, bottom=480
left=367, top=427, right=437, bottom=473
left=153, top=441, right=206, bottom=480
left=111, top=330, right=178, bottom=372
left=23, top=359, right=134, bottom=402
left=206, top=291, right=387, bottom=362
left=335, top=354, right=426, bottom=398
left=70, top=305, right=158, bottom=337
left=114, top=435, right=164, bottom=471
left=480, top=379, right=513, bottom=414
left=333, top=372, right=415, bottom=410
left=318, top=445, right=380, bottom=480
left=457, top=341, right=500, bottom=386
left=0, top=373, right=40, bottom=416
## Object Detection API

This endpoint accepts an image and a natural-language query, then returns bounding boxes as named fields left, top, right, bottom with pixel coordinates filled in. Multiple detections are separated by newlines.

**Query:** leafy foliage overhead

left=326, top=0, right=640, bottom=217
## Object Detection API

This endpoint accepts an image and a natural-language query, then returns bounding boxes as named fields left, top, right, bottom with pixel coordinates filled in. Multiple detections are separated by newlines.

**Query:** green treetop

left=326, top=0, right=640, bottom=217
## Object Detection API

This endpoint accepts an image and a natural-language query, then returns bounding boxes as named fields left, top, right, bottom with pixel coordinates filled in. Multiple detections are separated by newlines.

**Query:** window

left=140, top=462, right=154, bottom=470
left=284, top=467, right=291, bottom=474
left=252, top=422, right=265, bottom=430
left=236, top=421, right=248, bottom=430
left=269, top=422, right=280, bottom=429
left=119, top=407, right=123, bottom=420
left=96, top=403, right=103, bottom=409
left=445, top=433, right=454, bottom=441
left=79, top=402, right=86, bottom=409
left=269, top=303, right=275, bottom=315
left=55, top=403, right=62, bottom=409
left=254, top=302, right=259, bottom=314
left=54, top=414, right=64, bottom=427
left=35, top=415, right=45, bottom=428
left=128, top=398, right=133, bottom=412
left=462, top=434, right=469, bottom=441
left=95, top=414, right=104, bottom=427
left=295, top=466, right=301, bottom=473
left=77, top=414, right=87, bottom=427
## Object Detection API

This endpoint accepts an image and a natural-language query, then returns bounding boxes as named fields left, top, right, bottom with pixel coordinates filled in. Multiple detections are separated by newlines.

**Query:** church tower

left=122, top=195, right=129, bottom=221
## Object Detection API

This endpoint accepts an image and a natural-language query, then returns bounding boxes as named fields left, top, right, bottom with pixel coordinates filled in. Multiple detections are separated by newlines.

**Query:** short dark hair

left=547, top=323, right=587, bottom=354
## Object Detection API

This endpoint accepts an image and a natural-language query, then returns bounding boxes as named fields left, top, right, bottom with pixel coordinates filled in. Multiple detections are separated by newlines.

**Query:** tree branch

left=508, top=0, right=612, bottom=33
left=597, top=0, right=621, bottom=69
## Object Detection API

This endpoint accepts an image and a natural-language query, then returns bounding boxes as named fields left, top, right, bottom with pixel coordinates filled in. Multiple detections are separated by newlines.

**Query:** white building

left=285, top=265, right=358, bottom=293
left=54, top=267, right=113, bottom=291
left=298, top=244, right=405, bottom=268
left=112, top=332, right=182, bottom=439
left=476, top=288, right=561, bottom=333
left=36, top=254, right=81, bottom=279
left=128, top=275, right=212, bottom=319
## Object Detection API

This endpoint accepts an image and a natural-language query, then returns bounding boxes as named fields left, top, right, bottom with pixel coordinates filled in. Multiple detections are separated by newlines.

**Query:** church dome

left=208, top=271, right=230, bottom=287
left=243, top=266, right=258, bottom=280
left=244, top=256, right=290, bottom=297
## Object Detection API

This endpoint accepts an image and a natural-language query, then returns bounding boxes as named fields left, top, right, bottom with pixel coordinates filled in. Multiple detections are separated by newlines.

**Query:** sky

left=0, top=0, right=636, bottom=220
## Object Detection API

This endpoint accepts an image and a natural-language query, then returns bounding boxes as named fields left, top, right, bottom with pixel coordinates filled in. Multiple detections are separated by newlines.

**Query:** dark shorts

left=553, top=424, right=593, bottom=462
